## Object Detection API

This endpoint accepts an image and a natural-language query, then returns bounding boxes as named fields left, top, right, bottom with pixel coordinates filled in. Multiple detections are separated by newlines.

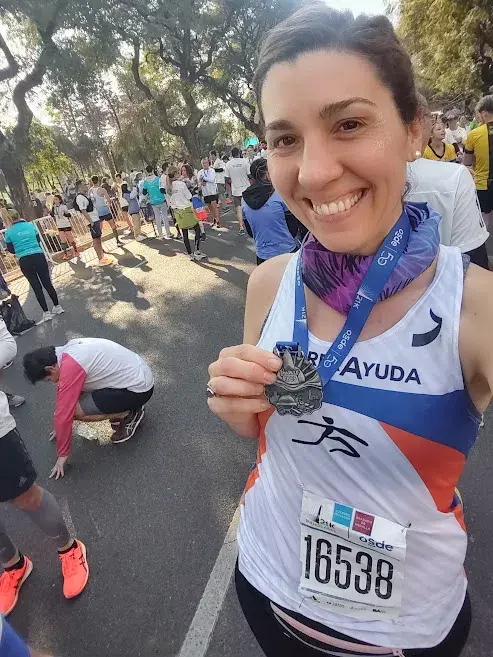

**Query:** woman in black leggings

left=5, top=211, right=64, bottom=322
left=235, top=565, right=471, bottom=657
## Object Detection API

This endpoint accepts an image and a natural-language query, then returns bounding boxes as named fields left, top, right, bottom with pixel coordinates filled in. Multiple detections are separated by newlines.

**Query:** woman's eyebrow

left=265, top=119, right=295, bottom=132
left=319, top=97, right=376, bottom=120
left=265, top=97, right=377, bottom=132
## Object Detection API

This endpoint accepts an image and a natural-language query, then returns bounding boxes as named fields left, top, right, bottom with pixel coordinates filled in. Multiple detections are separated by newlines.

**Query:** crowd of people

left=2, top=2, right=493, bottom=656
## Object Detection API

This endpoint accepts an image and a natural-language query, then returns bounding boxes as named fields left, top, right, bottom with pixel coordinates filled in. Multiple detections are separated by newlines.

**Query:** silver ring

left=206, top=384, right=217, bottom=398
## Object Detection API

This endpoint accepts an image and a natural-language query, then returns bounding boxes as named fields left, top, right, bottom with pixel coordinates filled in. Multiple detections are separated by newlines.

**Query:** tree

left=0, top=3, right=65, bottom=217
left=0, top=0, right=111, bottom=217
left=200, top=0, right=300, bottom=137
left=24, top=121, right=75, bottom=191
left=80, top=0, right=225, bottom=166
left=395, top=0, right=493, bottom=98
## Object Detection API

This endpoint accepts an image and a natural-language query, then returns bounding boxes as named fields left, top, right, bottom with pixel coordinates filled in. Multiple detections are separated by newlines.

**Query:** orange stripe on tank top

left=380, top=422, right=466, bottom=531
left=242, top=408, right=275, bottom=504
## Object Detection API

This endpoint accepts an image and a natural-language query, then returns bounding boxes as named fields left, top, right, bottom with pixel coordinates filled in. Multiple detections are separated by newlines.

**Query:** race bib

left=299, top=491, right=407, bottom=620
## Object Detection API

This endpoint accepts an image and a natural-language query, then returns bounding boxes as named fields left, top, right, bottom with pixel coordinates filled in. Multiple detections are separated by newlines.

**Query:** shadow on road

left=3, top=240, right=256, bottom=657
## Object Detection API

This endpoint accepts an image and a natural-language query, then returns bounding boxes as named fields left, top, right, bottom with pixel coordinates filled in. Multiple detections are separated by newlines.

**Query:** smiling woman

left=207, top=4, right=493, bottom=656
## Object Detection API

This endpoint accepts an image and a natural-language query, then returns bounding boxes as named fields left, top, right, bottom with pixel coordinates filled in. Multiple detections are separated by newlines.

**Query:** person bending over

left=23, top=338, right=154, bottom=480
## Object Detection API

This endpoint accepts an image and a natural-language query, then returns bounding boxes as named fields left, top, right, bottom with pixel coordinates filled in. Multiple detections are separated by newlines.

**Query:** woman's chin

left=311, top=231, right=376, bottom=255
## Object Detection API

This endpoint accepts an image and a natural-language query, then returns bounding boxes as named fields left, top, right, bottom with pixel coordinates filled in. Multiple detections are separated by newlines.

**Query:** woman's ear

left=407, top=117, right=423, bottom=162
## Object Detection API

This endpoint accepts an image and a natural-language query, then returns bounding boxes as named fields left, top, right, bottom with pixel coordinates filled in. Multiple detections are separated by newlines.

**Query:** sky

left=327, top=0, right=388, bottom=15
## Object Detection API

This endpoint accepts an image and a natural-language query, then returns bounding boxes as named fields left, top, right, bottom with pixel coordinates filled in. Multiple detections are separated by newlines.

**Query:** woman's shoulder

left=460, top=263, right=493, bottom=383
left=245, top=253, right=294, bottom=342
left=248, top=253, right=294, bottom=302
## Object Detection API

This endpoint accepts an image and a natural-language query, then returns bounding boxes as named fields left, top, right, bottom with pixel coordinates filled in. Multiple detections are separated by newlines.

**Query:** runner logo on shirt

left=294, top=416, right=369, bottom=457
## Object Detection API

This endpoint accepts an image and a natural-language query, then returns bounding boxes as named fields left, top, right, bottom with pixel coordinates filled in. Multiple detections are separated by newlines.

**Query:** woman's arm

left=208, top=256, right=290, bottom=438
left=460, top=264, right=493, bottom=412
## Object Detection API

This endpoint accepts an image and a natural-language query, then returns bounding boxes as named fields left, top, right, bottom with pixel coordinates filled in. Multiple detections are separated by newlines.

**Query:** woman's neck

left=430, top=138, right=444, bottom=153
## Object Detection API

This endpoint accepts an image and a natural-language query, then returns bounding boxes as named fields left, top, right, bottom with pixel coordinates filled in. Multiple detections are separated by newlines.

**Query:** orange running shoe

left=0, top=556, right=33, bottom=615
left=59, top=540, right=89, bottom=599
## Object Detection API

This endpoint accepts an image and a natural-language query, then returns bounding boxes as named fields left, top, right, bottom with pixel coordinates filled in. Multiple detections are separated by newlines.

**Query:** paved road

left=3, top=212, right=492, bottom=657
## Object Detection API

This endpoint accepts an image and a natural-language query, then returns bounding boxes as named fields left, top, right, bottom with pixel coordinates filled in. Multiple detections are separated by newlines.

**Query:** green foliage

left=24, top=121, right=75, bottom=187
left=203, top=0, right=300, bottom=134
left=397, top=0, right=493, bottom=96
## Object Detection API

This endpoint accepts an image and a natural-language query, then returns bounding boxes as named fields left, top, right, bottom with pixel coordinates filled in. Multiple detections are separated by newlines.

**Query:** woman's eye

left=273, top=135, right=297, bottom=149
left=339, top=120, right=361, bottom=132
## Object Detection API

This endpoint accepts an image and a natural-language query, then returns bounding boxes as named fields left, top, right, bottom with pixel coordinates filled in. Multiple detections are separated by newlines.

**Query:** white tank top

left=238, top=245, right=479, bottom=649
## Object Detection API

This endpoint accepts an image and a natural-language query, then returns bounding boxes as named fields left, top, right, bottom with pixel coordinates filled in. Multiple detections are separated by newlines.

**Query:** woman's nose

left=297, top=135, right=344, bottom=192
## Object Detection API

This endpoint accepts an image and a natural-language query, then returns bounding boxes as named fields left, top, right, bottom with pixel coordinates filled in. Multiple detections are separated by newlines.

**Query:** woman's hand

left=49, top=456, right=68, bottom=480
left=208, top=345, right=282, bottom=432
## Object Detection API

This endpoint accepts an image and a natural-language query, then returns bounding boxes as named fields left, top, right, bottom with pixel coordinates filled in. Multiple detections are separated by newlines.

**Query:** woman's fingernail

left=264, top=372, right=277, bottom=383
left=268, top=358, right=281, bottom=370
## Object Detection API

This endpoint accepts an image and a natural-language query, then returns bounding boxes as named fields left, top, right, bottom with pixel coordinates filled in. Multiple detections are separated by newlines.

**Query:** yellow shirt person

left=423, top=119, right=457, bottom=163
left=464, top=122, right=493, bottom=191
left=423, top=142, right=457, bottom=162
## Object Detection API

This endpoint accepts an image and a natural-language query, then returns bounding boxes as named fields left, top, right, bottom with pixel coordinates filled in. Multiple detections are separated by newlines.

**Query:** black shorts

left=235, top=564, right=472, bottom=657
left=204, top=194, right=218, bottom=205
left=99, top=213, right=113, bottom=223
left=0, top=428, right=37, bottom=503
left=57, top=227, right=72, bottom=233
left=89, top=220, right=102, bottom=239
left=79, top=386, right=154, bottom=415
left=233, top=195, right=242, bottom=208
left=477, top=188, right=493, bottom=214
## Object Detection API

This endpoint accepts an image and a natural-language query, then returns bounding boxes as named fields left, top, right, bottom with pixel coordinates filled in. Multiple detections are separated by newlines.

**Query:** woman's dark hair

left=23, top=346, right=57, bottom=384
left=181, top=163, right=194, bottom=178
left=54, top=194, right=63, bottom=203
left=121, top=183, right=129, bottom=194
left=254, top=2, right=418, bottom=126
left=168, top=166, right=179, bottom=180
left=231, top=147, right=241, bottom=158
left=250, top=157, right=269, bottom=183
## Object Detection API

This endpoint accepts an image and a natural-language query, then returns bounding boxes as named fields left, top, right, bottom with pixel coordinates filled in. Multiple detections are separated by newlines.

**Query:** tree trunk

left=0, top=152, right=34, bottom=219
left=181, top=127, right=202, bottom=169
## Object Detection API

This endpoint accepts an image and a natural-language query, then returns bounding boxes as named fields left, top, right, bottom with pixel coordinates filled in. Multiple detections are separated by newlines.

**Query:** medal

left=265, top=342, right=323, bottom=417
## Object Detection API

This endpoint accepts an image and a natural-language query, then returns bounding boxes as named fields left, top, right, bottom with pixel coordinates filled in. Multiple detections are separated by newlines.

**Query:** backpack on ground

left=1, top=296, right=35, bottom=335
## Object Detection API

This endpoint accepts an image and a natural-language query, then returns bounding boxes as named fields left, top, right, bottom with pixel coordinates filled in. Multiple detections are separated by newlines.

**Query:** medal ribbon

left=292, top=209, right=411, bottom=387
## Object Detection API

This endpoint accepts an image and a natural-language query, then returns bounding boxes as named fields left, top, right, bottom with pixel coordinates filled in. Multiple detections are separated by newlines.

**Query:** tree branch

left=11, top=0, right=68, bottom=157
left=131, top=39, right=155, bottom=102
left=181, top=84, right=203, bottom=131
left=132, top=39, right=186, bottom=138
left=0, top=32, right=19, bottom=82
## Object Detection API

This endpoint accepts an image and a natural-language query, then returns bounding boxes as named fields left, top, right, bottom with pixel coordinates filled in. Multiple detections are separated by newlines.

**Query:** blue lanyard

left=293, top=209, right=411, bottom=386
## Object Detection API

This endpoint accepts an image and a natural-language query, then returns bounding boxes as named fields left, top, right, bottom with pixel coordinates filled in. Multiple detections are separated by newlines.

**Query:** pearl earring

left=414, top=150, right=422, bottom=160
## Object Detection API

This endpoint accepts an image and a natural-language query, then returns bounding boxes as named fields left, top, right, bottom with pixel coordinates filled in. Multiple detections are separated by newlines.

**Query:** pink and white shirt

left=53, top=338, right=153, bottom=456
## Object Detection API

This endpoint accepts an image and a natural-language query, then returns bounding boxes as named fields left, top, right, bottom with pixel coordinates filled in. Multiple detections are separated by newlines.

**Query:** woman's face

left=431, top=120, right=445, bottom=141
left=181, top=166, right=187, bottom=178
left=262, top=51, right=421, bottom=255
left=54, top=197, right=61, bottom=206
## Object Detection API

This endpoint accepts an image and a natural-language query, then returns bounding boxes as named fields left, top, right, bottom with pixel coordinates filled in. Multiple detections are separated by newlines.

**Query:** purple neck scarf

left=301, top=203, right=440, bottom=316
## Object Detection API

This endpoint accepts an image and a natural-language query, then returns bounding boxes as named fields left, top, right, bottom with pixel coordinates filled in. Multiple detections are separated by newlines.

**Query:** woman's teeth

left=313, top=190, right=363, bottom=216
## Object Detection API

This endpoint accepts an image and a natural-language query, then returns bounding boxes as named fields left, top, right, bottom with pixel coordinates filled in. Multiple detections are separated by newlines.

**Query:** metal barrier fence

left=0, top=205, right=155, bottom=284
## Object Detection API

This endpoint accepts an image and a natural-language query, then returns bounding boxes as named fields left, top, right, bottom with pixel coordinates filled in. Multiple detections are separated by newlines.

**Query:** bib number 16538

left=303, top=534, right=394, bottom=601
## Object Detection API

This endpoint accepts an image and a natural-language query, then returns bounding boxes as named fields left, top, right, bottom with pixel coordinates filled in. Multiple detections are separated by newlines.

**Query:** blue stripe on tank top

left=323, top=381, right=480, bottom=456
